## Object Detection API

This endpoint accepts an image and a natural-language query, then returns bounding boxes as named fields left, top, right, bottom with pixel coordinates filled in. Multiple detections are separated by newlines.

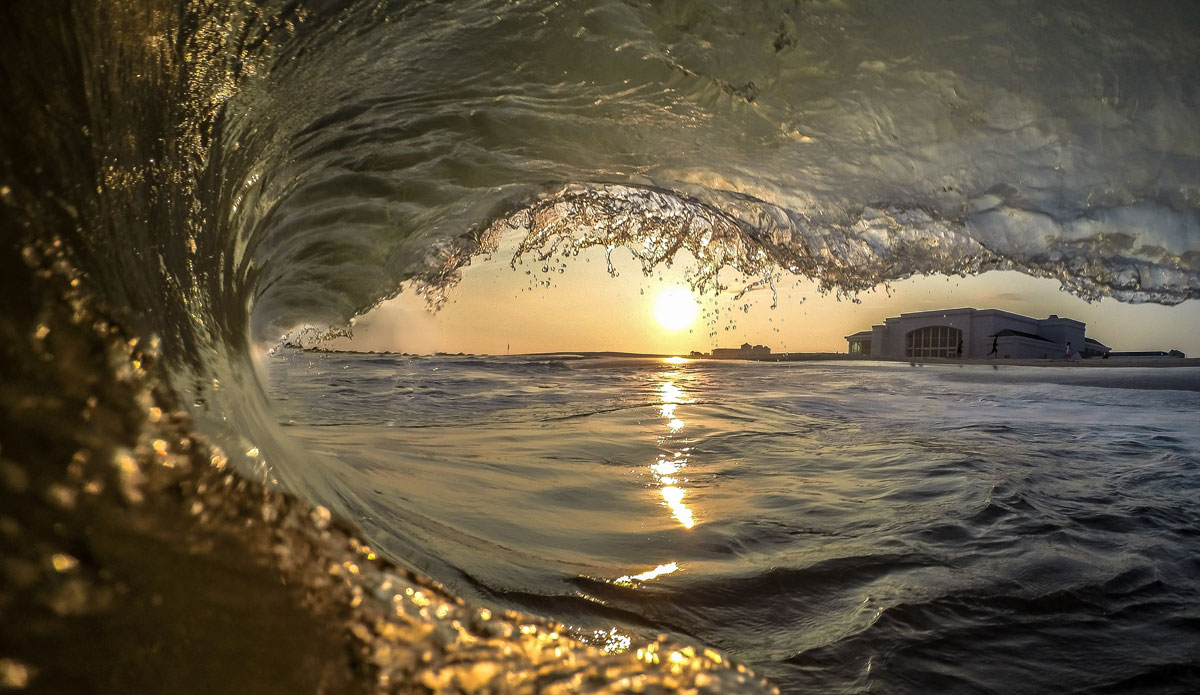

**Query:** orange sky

left=329, top=236, right=1200, bottom=356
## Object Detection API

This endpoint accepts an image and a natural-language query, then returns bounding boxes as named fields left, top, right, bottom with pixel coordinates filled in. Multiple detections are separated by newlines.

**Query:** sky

left=328, top=234, right=1200, bottom=357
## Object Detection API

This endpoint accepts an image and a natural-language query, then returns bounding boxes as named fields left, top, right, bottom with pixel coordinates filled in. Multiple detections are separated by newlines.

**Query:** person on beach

left=989, top=336, right=998, bottom=357
left=957, top=338, right=963, bottom=358
left=1065, top=341, right=1072, bottom=360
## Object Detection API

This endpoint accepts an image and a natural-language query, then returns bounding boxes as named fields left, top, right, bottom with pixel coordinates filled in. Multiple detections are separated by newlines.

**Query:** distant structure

left=845, top=308, right=1111, bottom=360
left=1108, top=350, right=1186, bottom=359
left=704, top=343, right=772, bottom=359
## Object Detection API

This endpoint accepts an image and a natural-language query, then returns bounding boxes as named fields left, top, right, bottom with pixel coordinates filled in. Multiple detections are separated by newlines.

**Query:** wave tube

left=2, top=0, right=1199, bottom=691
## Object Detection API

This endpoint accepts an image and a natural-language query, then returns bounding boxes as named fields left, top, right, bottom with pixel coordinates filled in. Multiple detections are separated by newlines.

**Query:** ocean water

left=267, top=352, right=1200, bottom=693
left=4, top=0, right=1200, bottom=691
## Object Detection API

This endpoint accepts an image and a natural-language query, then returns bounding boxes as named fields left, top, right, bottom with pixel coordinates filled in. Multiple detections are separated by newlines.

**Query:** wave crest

left=228, top=0, right=1200, bottom=341
left=486, top=183, right=1198, bottom=312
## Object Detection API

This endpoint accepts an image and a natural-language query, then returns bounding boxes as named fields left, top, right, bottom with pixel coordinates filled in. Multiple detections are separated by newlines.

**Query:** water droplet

left=311, top=506, right=332, bottom=530
left=0, top=658, right=35, bottom=689
left=51, top=553, right=78, bottom=573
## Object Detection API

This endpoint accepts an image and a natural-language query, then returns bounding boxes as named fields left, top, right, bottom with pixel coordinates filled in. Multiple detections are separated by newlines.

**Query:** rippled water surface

left=267, top=354, right=1200, bottom=693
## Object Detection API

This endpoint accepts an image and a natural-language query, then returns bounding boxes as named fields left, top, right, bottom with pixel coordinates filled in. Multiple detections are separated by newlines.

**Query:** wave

left=192, top=0, right=1200, bottom=344
left=3, top=0, right=1200, bottom=690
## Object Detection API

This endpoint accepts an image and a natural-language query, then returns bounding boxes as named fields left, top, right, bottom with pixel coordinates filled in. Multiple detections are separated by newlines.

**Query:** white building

left=709, top=342, right=772, bottom=359
left=845, top=308, right=1110, bottom=360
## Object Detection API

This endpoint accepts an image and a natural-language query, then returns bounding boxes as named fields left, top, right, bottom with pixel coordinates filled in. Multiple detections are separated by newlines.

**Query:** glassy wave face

left=3, top=0, right=1200, bottom=692
left=240, top=0, right=1200, bottom=342
left=268, top=354, right=1200, bottom=693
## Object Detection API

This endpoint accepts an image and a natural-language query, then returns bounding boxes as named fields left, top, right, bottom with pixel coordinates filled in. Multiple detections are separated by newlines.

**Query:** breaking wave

left=2, top=0, right=1199, bottom=691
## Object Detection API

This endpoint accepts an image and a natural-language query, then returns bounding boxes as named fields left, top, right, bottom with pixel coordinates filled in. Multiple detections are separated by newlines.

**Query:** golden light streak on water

left=613, top=562, right=681, bottom=586
left=654, top=375, right=697, bottom=528
left=661, top=486, right=695, bottom=528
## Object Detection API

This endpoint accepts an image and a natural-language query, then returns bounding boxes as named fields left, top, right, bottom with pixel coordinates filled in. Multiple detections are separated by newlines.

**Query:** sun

left=653, top=287, right=700, bottom=331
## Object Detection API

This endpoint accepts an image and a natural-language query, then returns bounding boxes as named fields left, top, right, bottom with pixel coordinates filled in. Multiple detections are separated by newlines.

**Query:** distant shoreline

left=292, top=347, right=1199, bottom=368
left=873, top=360, right=1200, bottom=369
left=872, top=356, right=1200, bottom=368
left=700, top=354, right=1200, bottom=368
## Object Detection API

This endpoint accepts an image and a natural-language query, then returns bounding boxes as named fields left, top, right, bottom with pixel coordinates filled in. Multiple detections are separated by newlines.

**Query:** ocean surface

left=268, top=352, right=1200, bottom=693
left=4, top=0, right=1200, bottom=692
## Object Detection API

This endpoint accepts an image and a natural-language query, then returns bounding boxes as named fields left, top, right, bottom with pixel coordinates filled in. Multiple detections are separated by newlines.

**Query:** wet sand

left=900, top=357, right=1200, bottom=369
left=882, top=358, right=1200, bottom=392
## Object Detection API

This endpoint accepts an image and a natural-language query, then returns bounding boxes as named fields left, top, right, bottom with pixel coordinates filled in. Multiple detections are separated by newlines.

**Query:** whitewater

left=2, top=0, right=1200, bottom=692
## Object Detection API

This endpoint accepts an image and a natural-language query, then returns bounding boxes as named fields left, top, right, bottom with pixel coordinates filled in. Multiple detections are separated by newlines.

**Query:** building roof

left=1042, top=314, right=1086, bottom=327
left=844, top=330, right=873, bottom=340
left=885, top=307, right=977, bottom=323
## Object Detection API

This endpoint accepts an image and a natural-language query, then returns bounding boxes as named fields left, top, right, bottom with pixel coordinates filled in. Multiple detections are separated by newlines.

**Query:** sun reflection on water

left=661, top=486, right=695, bottom=528
left=613, top=561, right=681, bottom=587
left=592, top=627, right=633, bottom=654
left=653, top=376, right=697, bottom=529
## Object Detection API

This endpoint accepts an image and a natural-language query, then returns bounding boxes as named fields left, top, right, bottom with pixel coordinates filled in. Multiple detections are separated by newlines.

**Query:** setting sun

left=653, top=287, right=700, bottom=331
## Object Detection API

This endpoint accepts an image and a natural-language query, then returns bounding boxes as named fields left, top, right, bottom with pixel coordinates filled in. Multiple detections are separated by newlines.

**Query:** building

left=709, top=343, right=772, bottom=359
left=845, top=308, right=1111, bottom=360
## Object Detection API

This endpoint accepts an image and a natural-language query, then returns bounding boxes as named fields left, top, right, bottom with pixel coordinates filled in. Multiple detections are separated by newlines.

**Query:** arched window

left=905, top=326, right=962, bottom=358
